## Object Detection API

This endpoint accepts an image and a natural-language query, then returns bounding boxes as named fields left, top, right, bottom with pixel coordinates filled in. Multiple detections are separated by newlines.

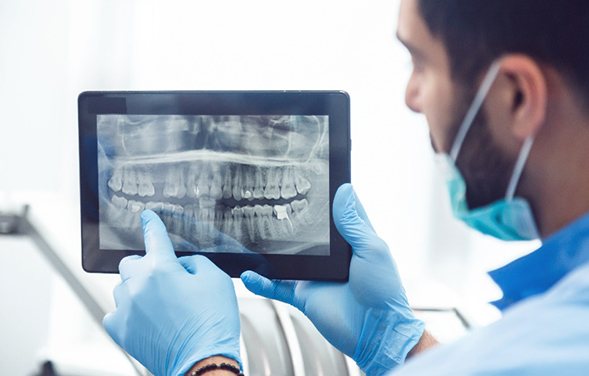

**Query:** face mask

left=436, top=62, right=540, bottom=241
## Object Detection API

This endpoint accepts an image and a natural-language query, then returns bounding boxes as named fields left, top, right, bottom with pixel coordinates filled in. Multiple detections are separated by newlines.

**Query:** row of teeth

left=111, top=195, right=310, bottom=243
left=111, top=195, right=308, bottom=216
left=107, top=165, right=312, bottom=201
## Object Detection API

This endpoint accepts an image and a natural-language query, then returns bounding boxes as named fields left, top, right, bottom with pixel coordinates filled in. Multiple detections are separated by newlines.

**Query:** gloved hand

left=241, top=184, right=424, bottom=375
left=103, top=210, right=241, bottom=376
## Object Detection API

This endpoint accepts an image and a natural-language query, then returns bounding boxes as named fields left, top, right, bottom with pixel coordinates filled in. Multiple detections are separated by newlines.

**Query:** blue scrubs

left=393, top=212, right=589, bottom=375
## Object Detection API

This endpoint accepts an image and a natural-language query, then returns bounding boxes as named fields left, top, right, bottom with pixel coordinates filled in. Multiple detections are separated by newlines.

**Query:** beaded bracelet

left=188, top=362, right=244, bottom=376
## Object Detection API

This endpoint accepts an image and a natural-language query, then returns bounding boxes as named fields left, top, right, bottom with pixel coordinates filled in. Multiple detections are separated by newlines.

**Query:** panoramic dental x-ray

left=98, top=114, right=330, bottom=255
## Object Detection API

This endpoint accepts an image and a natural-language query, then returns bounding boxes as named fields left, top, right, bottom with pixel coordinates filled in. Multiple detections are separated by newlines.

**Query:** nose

left=405, top=73, right=422, bottom=113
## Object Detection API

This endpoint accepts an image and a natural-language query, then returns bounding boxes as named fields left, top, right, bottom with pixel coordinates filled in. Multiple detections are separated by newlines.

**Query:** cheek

left=421, top=77, right=458, bottom=153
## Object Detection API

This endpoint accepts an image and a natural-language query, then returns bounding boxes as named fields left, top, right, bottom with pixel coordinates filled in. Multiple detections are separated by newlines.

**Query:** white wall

left=0, top=237, right=53, bottom=375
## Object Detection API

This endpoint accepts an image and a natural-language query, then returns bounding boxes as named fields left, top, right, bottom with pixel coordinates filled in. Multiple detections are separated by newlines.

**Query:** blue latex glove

left=103, top=210, right=241, bottom=376
left=241, top=184, right=425, bottom=375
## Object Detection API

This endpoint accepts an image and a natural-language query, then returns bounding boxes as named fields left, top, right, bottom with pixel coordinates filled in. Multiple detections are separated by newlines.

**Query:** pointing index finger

left=141, top=210, right=179, bottom=264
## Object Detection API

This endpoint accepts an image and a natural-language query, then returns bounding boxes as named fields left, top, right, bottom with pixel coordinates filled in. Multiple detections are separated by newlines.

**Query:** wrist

left=407, top=330, right=438, bottom=359
left=174, top=339, right=242, bottom=376
left=185, top=356, right=241, bottom=376
left=354, top=308, right=425, bottom=376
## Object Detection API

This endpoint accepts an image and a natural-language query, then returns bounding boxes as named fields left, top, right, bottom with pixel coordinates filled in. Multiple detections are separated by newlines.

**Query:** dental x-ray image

left=97, top=114, right=330, bottom=255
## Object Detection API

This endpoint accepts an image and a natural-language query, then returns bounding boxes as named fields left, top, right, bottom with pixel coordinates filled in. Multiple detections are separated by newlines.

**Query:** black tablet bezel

left=78, top=91, right=351, bottom=280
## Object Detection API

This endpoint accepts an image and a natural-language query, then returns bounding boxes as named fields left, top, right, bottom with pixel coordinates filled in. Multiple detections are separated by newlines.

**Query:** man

left=102, top=0, right=589, bottom=375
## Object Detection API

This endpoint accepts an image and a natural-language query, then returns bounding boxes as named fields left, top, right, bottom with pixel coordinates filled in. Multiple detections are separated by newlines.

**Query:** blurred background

left=0, top=0, right=539, bottom=374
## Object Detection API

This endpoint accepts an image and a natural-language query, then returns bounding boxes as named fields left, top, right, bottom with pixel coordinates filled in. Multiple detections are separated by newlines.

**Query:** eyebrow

left=396, top=32, right=426, bottom=59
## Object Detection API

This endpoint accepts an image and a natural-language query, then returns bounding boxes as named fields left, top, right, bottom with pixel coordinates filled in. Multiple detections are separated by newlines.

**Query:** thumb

left=333, top=184, right=382, bottom=251
left=241, top=271, right=302, bottom=309
left=334, top=183, right=375, bottom=231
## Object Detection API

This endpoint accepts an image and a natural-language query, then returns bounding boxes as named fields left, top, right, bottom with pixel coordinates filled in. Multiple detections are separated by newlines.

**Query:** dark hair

left=418, top=0, right=589, bottom=102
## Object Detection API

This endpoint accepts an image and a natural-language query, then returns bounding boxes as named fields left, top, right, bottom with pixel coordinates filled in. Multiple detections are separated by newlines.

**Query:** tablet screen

left=97, top=114, right=330, bottom=256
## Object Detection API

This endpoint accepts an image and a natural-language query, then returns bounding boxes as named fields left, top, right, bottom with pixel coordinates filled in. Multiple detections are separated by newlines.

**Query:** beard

left=448, top=92, right=517, bottom=210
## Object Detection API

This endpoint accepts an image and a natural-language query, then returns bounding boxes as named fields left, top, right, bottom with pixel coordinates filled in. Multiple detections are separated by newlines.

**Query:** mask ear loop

left=505, top=136, right=535, bottom=201
left=450, top=61, right=503, bottom=162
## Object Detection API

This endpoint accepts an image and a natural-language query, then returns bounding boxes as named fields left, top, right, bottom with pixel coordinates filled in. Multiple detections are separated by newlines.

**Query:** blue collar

left=488, top=211, right=589, bottom=311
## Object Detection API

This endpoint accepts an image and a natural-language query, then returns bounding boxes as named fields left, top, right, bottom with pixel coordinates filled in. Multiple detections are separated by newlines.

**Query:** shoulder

left=545, top=260, right=589, bottom=303
left=393, top=267, right=589, bottom=375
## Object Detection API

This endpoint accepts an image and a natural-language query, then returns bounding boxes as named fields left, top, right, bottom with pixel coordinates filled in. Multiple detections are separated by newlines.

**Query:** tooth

left=291, top=198, right=311, bottom=226
left=186, top=165, right=199, bottom=198
left=273, top=204, right=291, bottom=220
left=172, top=205, right=185, bottom=229
left=196, top=207, right=208, bottom=246
left=222, top=166, right=233, bottom=199
left=280, top=167, right=297, bottom=199
left=191, top=207, right=202, bottom=245
left=161, top=216, right=174, bottom=234
left=214, top=208, right=224, bottom=238
left=173, top=205, right=185, bottom=236
left=241, top=166, right=254, bottom=200
left=194, top=202, right=213, bottom=246
left=146, top=201, right=164, bottom=213
left=188, top=206, right=200, bottom=244
left=196, top=164, right=210, bottom=198
left=164, top=166, right=187, bottom=199
left=291, top=198, right=309, bottom=213
left=177, top=167, right=187, bottom=198
left=231, top=207, right=244, bottom=243
left=163, top=203, right=175, bottom=214
left=272, top=169, right=282, bottom=199
left=263, top=169, right=273, bottom=199
left=232, top=166, right=243, bottom=201
left=183, top=205, right=195, bottom=239
left=242, top=206, right=256, bottom=242
left=255, top=204, right=276, bottom=240
left=137, top=171, right=155, bottom=197
left=204, top=207, right=215, bottom=245
left=209, top=164, right=223, bottom=200
left=108, top=169, right=123, bottom=192
left=253, top=168, right=265, bottom=199
left=254, top=205, right=265, bottom=239
left=122, top=168, right=138, bottom=195
left=274, top=204, right=294, bottom=236
left=199, top=197, right=216, bottom=209
left=221, top=208, right=232, bottom=237
left=264, top=168, right=281, bottom=200
left=159, top=203, right=176, bottom=229
left=127, top=200, right=145, bottom=213
left=161, top=203, right=178, bottom=234
left=295, top=173, right=311, bottom=195
left=262, top=204, right=277, bottom=238
left=223, top=207, right=237, bottom=239
left=111, top=195, right=128, bottom=209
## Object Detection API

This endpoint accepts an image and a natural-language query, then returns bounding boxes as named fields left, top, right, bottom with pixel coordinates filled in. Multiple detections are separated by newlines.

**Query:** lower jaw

left=100, top=191, right=329, bottom=254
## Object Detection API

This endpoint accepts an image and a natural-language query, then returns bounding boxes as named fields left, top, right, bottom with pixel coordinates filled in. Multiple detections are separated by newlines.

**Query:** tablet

left=78, top=91, right=351, bottom=280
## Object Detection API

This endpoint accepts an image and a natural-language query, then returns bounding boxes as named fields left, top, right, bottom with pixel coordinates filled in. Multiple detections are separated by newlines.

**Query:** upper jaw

left=107, top=156, right=318, bottom=205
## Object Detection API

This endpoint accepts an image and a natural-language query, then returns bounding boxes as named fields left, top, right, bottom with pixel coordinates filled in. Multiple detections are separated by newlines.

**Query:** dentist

left=103, top=0, right=589, bottom=375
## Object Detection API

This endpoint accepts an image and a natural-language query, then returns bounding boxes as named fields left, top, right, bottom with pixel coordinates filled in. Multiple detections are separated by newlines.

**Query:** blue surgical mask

left=436, top=62, right=540, bottom=241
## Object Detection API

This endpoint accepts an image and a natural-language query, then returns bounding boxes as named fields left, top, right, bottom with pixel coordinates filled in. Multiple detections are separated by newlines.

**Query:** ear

left=498, top=55, right=548, bottom=141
